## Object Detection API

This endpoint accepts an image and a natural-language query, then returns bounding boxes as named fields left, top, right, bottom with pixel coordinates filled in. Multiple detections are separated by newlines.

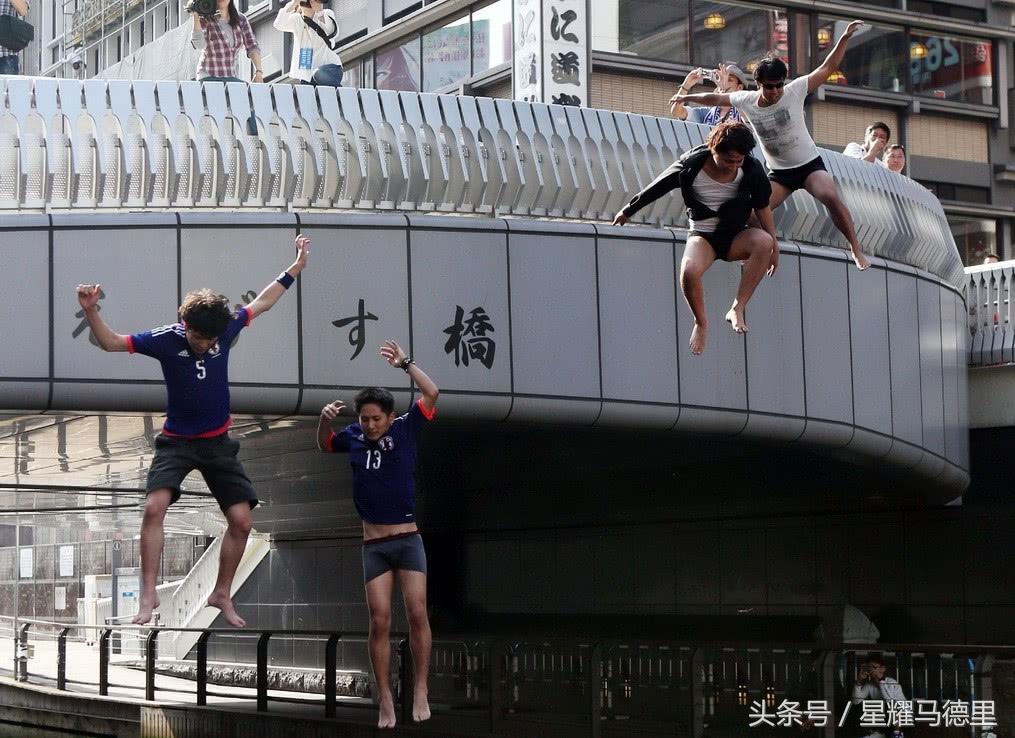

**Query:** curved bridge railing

left=0, top=77, right=962, bottom=285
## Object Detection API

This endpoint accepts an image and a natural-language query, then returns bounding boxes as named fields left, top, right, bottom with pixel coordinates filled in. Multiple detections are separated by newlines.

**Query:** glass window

left=472, top=0, right=512, bottom=76
left=815, top=18, right=906, bottom=92
left=948, top=216, right=997, bottom=266
left=911, top=33, right=992, bottom=105
left=385, top=0, right=421, bottom=23
left=907, top=1, right=985, bottom=23
left=336, top=0, right=369, bottom=42
left=592, top=0, right=690, bottom=63
left=343, top=60, right=362, bottom=89
left=422, top=15, right=470, bottom=92
left=694, top=2, right=787, bottom=70
left=375, top=36, right=421, bottom=92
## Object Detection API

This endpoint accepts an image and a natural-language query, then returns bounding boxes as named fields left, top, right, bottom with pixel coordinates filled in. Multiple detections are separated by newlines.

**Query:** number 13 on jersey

left=365, top=450, right=382, bottom=469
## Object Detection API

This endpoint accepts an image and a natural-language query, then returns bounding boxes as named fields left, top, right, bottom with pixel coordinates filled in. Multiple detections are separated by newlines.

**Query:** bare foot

left=377, top=695, right=396, bottom=729
left=689, top=322, right=707, bottom=355
left=131, top=594, right=160, bottom=625
left=413, top=690, right=431, bottom=722
left=725, top=306, right=748, bottom=334
left=852, top=250, right=870, bottom=271
left=206, top=592, right=246, bottom=628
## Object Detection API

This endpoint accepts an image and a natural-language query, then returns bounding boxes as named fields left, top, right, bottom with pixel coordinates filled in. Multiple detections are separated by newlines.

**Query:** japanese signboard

left=513, top=0, right=589, bottom=106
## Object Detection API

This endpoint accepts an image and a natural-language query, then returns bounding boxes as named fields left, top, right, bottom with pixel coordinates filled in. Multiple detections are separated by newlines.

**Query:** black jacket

left=621, top=145, right=771, bottom=230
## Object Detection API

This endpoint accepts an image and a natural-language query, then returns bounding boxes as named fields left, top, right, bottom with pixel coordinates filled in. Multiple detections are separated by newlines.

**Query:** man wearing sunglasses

left=671, top=20, right=870, bottom=271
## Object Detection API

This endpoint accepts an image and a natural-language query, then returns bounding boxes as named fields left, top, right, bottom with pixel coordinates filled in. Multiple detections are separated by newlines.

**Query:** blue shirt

left=327, top=400, right=434, bottom=524
left=688, top=105, right=742, bottom=126
left=127, top=308, right=251, bottom=437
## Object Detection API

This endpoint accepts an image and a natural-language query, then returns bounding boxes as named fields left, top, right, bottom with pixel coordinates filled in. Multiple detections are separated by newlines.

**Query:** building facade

left=15, top=0, right=1015, bottom=260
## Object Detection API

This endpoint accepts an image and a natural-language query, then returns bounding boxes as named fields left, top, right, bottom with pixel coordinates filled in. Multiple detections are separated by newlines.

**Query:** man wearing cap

left=670, top=63, right=747, bottom=127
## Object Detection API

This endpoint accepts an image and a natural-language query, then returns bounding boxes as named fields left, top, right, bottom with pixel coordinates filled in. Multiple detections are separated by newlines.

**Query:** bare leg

left=366, top=571, right=397, bottom=729
left=132, top=489, right=172, bottom=625
left=804, top=170, right=870, bottom=270
left=679, top=236, right=717, bottom=355
left=398, top=569, right=432, bottom=722
left=206, top=502, right=253, bottom=628
left=767, top=180, right=793, bottom=210
left=724, top=228, right=776, bottom=333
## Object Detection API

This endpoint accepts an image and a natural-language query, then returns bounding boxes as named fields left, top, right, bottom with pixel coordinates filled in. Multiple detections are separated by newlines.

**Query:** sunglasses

left=761, top=81, right=785, bottom=90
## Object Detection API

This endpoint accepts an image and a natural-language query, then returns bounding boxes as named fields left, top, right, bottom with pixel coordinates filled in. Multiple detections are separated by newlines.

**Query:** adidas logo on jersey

left=177, top=350, right=189, bottom=357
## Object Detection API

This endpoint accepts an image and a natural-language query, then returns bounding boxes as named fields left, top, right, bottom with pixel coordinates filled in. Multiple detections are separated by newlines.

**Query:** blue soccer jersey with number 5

left=127, top=308, right=251, bottom=437
left=326, top=400, right=435, bottom=524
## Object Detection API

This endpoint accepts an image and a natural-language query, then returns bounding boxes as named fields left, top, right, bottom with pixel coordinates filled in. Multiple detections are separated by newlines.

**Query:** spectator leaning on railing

left=843, top=122, right=891, bottom=164
left=273, top=0, right=343, bottom=87
left=0, top=0, right=30, bottom=75
left=882, top=143, right=906, bottom=174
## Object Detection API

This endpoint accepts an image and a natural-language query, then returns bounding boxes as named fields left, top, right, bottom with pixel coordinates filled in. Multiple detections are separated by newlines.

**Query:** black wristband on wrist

left=399, top=358, right=414, bottom=372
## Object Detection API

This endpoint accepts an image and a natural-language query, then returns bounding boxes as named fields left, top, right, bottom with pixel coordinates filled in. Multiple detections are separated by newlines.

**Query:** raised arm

left=245, top=234, right=310, bottom=320
left=76, top=284, right=130, bottom=352
left=317, top=400, right=345, bottom=451
left=668, top=68, right=705, bottom=120
left=273, top=0, right=301, bottom=31
left=670, top=91, right=732, bottom=109
left=380, top=340, right=439, bottom=412
left=807, top=20, right=863, bottom=93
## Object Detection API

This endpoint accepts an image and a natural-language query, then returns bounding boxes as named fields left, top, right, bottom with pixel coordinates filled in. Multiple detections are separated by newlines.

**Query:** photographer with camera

left=851, top=658, right=907, bottom=738
left=189, top=0, right=263, bottom=84
left=273, top=0, right=343, bottom=87
left=670, top=63, right=746, bottom=127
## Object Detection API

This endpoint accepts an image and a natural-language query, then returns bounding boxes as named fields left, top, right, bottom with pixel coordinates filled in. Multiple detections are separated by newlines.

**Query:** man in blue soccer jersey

left=317, top=340, right=439, bottom=729
left=75, top=234, right=310, bottom=628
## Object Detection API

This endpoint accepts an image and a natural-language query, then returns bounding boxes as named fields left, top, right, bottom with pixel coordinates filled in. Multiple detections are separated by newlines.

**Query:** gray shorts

left=362, top=532, right=427, bottom=583
left=146, top=433, right=258, bottom=512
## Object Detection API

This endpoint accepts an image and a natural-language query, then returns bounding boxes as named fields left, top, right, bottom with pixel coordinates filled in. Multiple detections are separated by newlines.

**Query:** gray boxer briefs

left=362, top=532, right=427, bottom=582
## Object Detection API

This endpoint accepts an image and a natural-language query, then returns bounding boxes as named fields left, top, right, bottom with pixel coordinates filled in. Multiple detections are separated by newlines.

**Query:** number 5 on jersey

left=195, top=360, right=206, bottom=380
left=365, top=449, right=381, bottom=469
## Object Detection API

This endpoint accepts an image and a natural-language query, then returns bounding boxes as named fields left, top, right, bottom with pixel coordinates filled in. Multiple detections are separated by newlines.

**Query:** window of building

left=918, top=181, right=990, bottom=204
left=422, top=15, right=470, bottom=92
left=385, top=0, right=421, bottom=23
left=343, top=59, right=362, bottom=88
left=815, top=18, right=906, bottom=93
left=947, top=216, right=997, bottom=265
left=375, top=36, right=421, bottom=92
left=910, top=33, right=992, bottom=105
left=472, top=0, right=511, bottom=77
left=694, top=2, right=787, bottom=71
left=592, top=0, right=691, bottom=62
left=907, top=1, right=985, bottom=23
left=337, top=0, right=368, bottom=43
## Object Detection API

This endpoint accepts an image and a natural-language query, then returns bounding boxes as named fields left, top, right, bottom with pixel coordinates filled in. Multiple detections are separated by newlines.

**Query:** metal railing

left=0, top=616, right=1007, bottom=736
left=0, top=77, right=963, bottom=285
left=965, top=260, right=1015, bottom=367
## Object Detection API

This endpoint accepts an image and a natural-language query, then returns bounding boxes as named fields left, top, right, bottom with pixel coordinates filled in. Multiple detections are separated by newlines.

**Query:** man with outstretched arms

left=614, top=121, right=778, bottom=355
left=75, top=234, right=310, bottom=628
left=318, top=340, right=438, bottom=729
left=671, top=20, right=871, bottom=271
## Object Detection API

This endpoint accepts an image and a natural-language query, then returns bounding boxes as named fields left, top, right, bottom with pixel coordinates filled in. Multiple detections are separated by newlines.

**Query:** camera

left=69, top=49, right=85, bottom=71
left=185, top=0, right=219, bottom=20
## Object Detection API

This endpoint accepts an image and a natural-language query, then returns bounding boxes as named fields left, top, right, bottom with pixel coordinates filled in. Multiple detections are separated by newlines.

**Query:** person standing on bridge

left=317, top=341, right=439, bottom=729
left=670, top=21, right=871, bottom=271
left=75, top=234, right=310, bottom=628
left=613, top=121, right=778, bottom=355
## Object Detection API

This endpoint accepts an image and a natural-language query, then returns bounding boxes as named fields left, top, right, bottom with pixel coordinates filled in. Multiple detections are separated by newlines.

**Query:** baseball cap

left=724, top=63, right=747, bottom=86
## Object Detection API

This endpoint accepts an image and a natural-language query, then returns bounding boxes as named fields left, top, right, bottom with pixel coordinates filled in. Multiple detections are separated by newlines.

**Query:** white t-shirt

left=843, top=141, right=866, bottom=158
left=728, top=77, right=818, bottom=170
left=688, top=167, right=743, bottom=232
left=273, top=5, right=341, bottom=82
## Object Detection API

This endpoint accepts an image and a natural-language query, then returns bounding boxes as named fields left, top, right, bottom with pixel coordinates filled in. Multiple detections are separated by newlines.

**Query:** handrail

left=0, top=77, right=964, bottom=286
left=0, top=615, right=1004, bottom=735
